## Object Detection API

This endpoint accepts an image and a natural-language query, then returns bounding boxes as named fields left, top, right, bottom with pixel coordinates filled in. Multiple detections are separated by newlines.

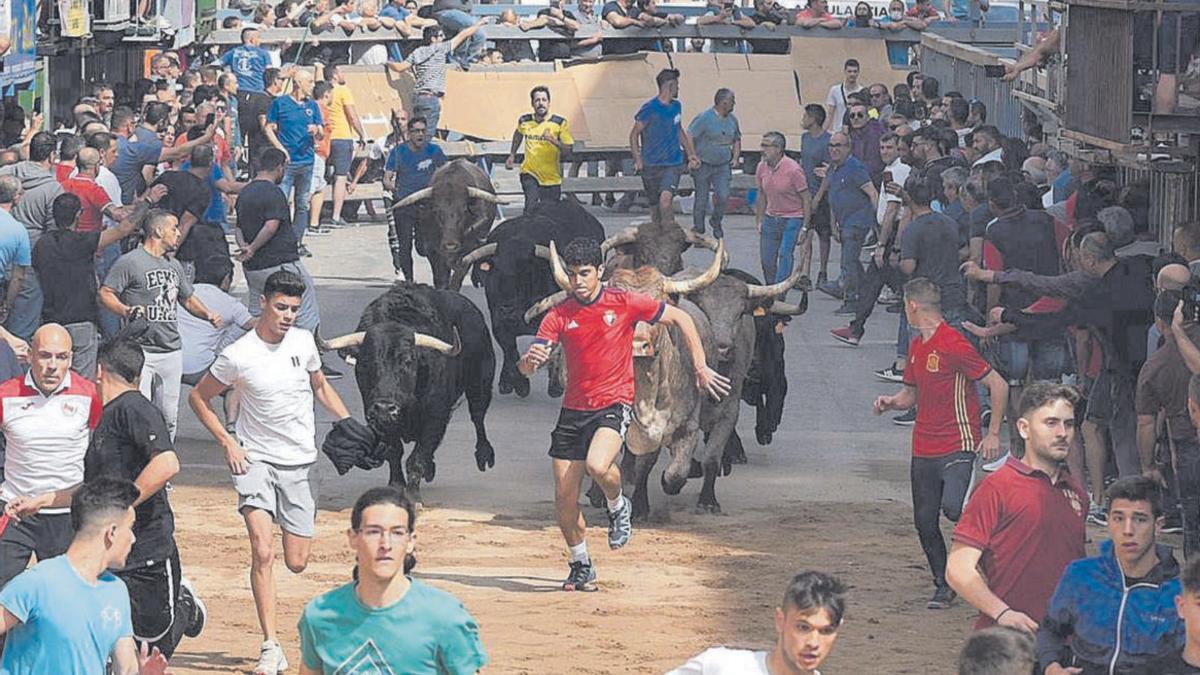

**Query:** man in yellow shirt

left=326, top=64, right=369, bottom=228
left=505, top=86, right=574, bottom=214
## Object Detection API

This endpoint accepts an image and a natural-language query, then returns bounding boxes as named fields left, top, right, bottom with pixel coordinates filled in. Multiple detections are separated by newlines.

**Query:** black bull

left=452, top=200, right=605, bottom=398
left=330, top=283, right=496, bottom=499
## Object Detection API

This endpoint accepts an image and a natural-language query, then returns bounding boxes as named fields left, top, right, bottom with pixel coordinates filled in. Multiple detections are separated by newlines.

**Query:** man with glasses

left=868, top=83, right=894, bottom=119
left=847, top=101, right=885, bottom=183
left=814, top=131, right=878, bottom=314
left=755, top=131, right=811, bottom=286
left=384, top=117, right=447, bottom=282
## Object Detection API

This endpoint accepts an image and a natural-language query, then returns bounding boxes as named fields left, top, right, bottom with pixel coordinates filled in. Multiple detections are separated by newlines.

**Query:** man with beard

left=506, top=86, right=574, bottom=214
left=947, top=382, right=1088, bottom=632
left=99, top=210, right=222, bottom=440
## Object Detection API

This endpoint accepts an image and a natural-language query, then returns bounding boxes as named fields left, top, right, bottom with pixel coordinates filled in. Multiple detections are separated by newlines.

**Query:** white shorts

left=310, top=154, right=328, bottom=197
left=232, top=459, right=316, bottom=537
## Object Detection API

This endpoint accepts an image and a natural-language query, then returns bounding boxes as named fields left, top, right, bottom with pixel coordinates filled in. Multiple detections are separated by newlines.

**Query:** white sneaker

left=254, top=640, right=289, bottom=675
left=982, top=452, right=1011, bottom=472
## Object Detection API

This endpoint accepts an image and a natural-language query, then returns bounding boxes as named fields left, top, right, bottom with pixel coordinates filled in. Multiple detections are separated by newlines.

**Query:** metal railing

left=918, top=32, right=1025, bottom=137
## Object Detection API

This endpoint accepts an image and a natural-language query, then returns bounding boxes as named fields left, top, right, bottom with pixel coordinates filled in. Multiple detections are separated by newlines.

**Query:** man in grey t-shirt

left=99, top=209, right=221, bottom=439
left=687, top=88, right=741, bottom=239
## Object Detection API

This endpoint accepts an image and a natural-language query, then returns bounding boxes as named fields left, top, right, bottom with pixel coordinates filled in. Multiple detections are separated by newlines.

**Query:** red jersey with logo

left=953, top=457, right=1087, bottom=629
left=535, top=286, right=665, bottom=411
left=61, top=175, right=114, bottom=233
left=902, top=321, right=991, bottom=457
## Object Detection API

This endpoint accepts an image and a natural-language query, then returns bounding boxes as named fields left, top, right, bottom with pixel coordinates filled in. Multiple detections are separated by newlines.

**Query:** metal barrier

left=918, top=33, right=1024, bottom=138
left=1117, top=159, right=1200, bottom=245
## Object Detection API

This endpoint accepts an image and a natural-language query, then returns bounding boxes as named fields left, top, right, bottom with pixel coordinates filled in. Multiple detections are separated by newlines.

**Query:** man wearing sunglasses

left=814, top=131, right=878, bottom=314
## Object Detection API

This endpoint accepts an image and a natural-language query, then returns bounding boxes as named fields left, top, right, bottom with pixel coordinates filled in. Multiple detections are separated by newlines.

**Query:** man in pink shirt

left=755, top=131, right=813, bottom=286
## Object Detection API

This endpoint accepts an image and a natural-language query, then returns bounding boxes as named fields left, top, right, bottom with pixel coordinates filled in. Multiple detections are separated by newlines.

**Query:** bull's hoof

left=721, top=457, right=733, bottom=477
left=756, top=429, right=773, bottom=446
left=585, top=481, right=606, bottom=509
left=498, top=379, right=514, bottom=395
left=695, top=500, right=723, bottom=515
left=631, top=502, right=652, bottom=522
left=424, top=460, right=437, bottom=483
left=660, top=470, right=686, bottom=496
left=547, top=378, right=564, bottom=399
left=475, top=443, right=495, bottom=471
left=514, top=377, right=530, bottom=398
left=687, top=459, right=703, bottom=479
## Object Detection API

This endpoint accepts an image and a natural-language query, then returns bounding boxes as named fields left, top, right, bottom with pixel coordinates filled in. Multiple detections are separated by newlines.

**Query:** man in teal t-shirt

left=298, top=486, right=487, bottom=674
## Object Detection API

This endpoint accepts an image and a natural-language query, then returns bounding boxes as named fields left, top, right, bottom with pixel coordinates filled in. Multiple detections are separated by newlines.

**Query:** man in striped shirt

left=874, top=278, right=1008, bottom=612
left=385, top=20, right=488, bottom=137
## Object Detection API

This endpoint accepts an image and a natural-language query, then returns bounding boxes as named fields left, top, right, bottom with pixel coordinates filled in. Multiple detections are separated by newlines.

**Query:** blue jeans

left=759, top=215, right=804, bottom=284
left=839, top=227, right=865, bottom=303
left=280, top=162, right=314, bottom=244
left=96, top=241, right=123, bottom=339
left=692, top=162, right=731, bottom=234
left=435, top=9, right=485, bottom=66
left=4, top=270, right=41, bottom=341
left=413, top=94, right=443, bottom=137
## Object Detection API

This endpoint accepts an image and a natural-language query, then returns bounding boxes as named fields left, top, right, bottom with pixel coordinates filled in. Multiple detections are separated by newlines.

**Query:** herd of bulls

left=324, top=160, right=807, bottom=518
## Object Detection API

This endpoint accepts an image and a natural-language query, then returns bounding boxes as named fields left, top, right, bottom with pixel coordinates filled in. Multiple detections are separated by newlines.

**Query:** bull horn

left=391, top=187, right=432, bottom=209
left=682, top=229, right=730, bottom=268
left=662, top=238, right=725, bottom=296
left=458, top=243, right=498, bottom=267
left=600, top=227, right=638, bottom=254
left=770, top=294, right=809, bottom=316
left=533, top=244, right=550, bottom=259
left=746, top=266, right=805, bottom=299
left=548, top=240, right=572, bottom=291
left=467, top=186, right=508, bottom=204
left=413, top=328, right=461, bottom=356
left=524, top=290, right=569, bottom=324
left=323, top=332, right=366, bottom=350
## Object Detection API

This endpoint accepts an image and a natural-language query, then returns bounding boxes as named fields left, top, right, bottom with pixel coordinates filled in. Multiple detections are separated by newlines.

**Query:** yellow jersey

left=517, top=113, right=574, bottom=186
left=328, top=85, right=356, bottom=141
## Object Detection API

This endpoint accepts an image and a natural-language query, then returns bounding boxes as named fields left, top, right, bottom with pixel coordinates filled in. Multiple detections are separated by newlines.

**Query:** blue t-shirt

left=385, top=143, right=448, bottom=198
left=635, top=97, right=684, bottom=167
left=219, top=45, right=273, bottom=93
left=800, top=130, right=831, bottom=196
left=112, top=128, right=164, bottom=203
left=687, top=108, right=741, bottom=166
left=299, top=579, right=488, bottom=675
left=380, top=4, right=411, bottom=61
left=828, top=155, right=875, bottom=232
left=875, top=16, right=912, bottom=64
left=182, top=162, right=228, bottom=225
left=267, top=95, right=323, bottom=166
left=0, top=556, right=134, bottom=675
left=0, top=208, right=31, bottom=282
left=1053, top=168, right=1075, bottom=203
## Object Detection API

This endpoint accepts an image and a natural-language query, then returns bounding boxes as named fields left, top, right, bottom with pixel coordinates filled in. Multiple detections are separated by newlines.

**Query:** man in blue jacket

left=1037, top=475, right=1184, bottom=674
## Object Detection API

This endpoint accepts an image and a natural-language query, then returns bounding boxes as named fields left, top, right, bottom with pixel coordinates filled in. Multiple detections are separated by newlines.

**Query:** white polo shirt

left=0, top=371, right=102, bottom=512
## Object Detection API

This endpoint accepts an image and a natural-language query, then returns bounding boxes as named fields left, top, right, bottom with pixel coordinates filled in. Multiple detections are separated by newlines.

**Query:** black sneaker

left=607, top=495, right=633, bottom=550
left=927, top=586, right=956, bottom=609
left=562, top=560, right=598, bottom=592
left=321, top=363, right=344, bottom=380
left=180, top=577, right=207, bottom=638
left=893, top=408, right=917, bottom=426
left=1163, top=512, right=1184, bottom=534
left=297, top=244, right=313, bottom=258
left=875, top=366, right=905, bottom=383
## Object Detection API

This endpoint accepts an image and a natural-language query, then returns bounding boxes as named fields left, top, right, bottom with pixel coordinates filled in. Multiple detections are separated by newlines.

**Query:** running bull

left=450, top=200, right=605, bottom=398
left=601, top=208, right=723, bottom=277
left=325, top=283, right=496, bottom=498
left=525, top=239, right=728, bottom=520
left=390, top=159, right=506, bottom=290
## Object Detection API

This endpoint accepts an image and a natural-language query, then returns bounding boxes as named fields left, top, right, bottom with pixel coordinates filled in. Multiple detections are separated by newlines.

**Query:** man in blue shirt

left=815, top=131, right=878, bottom=313
left=384, top=117, right=448, bottom=281
left=0, top=477, right=168, bottom=675
left=265, top=69, right=324, bottom=254
left=0, top=176, right=31, bottom=325
left=219, top=28, right=273, bottom=95
left=630, top=69, right=700, bottom=219
left=687, top=88, right=741, bottom=239
left=800, top=103, right=833, bottom=287
left=111, top=104, right=214, bottom=205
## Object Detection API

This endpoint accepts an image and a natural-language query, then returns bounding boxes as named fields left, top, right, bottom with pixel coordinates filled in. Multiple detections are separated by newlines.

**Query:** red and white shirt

left=903, top=321, right=991, bottom=457
left=61, top=174, right=114, bottom=234
left=535, top=286, right=665, bottom=411
left=0, top=371, right=102, bottom=512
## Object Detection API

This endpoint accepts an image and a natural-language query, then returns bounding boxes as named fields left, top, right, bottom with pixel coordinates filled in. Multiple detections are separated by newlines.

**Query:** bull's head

left=323, top=326, right=460, bottom=428
left=392, top=165, right=506, bottom=272
left=600, top=208, right=725, bottom=276
left=688, top=270, right=807, bottom=363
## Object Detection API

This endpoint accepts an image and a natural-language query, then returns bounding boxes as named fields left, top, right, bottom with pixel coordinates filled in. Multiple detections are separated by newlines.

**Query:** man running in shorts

left=519, top=238, right=730, bottom=591
left=189, top=269, right=354, bottom=675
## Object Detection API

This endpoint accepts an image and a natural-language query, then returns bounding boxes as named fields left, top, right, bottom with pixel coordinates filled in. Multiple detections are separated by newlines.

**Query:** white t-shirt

left=209, top=327, right=321, bottom=465
left=825, top=82, right=864, bottom=130
left=179, top=284, right=253, bottom=375
left=668, top=648, right=802, bottom=675
left=877, top=157, right=912, bottom=227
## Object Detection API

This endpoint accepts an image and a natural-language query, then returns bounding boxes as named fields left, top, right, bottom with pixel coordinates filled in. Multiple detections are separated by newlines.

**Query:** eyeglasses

left=828, top=142, right=848, bottom=147
left=848, top=112, right=866, bottom=119
left=888, top=124, right=901, bottom=130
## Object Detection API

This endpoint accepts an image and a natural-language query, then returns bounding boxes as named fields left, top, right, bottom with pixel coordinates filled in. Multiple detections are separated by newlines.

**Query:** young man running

left=874, top=277, right=1008, bottom=611
left=520, top=238, right=730, bottom=591
left=189, top=270, right=355, bottom=674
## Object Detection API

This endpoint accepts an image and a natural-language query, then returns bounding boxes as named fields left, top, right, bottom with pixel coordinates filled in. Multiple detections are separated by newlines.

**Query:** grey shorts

left=232, top=460, right=316, bottom=537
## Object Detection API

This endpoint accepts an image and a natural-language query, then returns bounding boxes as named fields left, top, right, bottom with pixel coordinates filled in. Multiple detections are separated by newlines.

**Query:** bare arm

left=0, top=608, right=20, bottom=637
left=630, top=119, right=645, bottom=170
left=679, top=127, right=699, bottom=167
left=1137, top=414, right=1158, bottom=473
left=947, top=543, right=1038, bottom=631
left=98, top=286, right=134, bottom=319
left=310, top=369, right=351, bottom=420
left=506, top=127, right=523, bottom=168
left=188, top=373, right=247, bottom=474
left=344, top=103, right=367, bottom=142
left=181, top=294, right=220, bottom=327
left=239, top=218, right=282, bottom=262
left=604, top=10, right=644, bottom=27
left=449, top=17, right=489, bottom=50
left=873, top=383, right=916, bottom=414
left=1171, top=306, right=1200, bottom=375
left=861, top=182, right=879, bottom=210
left=159, top=124, right=216, bottom=162
left=659, top=304, right=732, bottom=399
left=133, top=451, right=179, bottom=507
left=385, top=60, right=414, bottom=74
left=2, top=266, right=23, bottom=313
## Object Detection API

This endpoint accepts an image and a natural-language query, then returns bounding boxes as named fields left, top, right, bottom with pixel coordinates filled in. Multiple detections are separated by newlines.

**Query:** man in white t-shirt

left=825, top=59, right=864, bottom=132
left=188, top=268, right=353, bottom=675
left=668, top=571, right=846, bottom=675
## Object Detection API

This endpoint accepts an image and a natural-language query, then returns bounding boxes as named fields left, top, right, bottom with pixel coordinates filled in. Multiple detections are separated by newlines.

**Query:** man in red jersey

left=520, top=237, right=730, bottom=592
left=874, top=277, right=1008, bottom=611
left=947, top=382, right=1087, bottom=633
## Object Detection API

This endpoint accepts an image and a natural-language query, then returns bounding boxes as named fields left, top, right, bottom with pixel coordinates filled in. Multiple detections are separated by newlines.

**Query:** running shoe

left=307, top=225, right=332, bottom=236
left=875, top=366, right=905, bottom=383
left=607, top=495, right=633, bottom=550
left=254, top=640, right=289, bottom=675
left=297, top=244, right=313, bottom=258
left=1087, top=503, right=1108, bottom=526
left=893, top=408, right=917, bottom=426
left=927, top=586, right=956, bottom=610
left=179, top=577, right=207, bottom=638
left=982, top=452, right=1010, bottom=473
left=1163, top=511, right=1184, bottom=534
left=712, top=225, right=724, bottom=239
left=562, top=560, right=598, bottom=592
left=321, top=363, right=344, bottom=380
left=830, top=326, right=861, bottom=347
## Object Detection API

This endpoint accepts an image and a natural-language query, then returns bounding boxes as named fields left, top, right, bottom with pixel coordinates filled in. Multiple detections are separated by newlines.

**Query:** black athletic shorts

left=549, top=404, right=632, bottom=461
left=808, top=197, right=832, bottom=237
left=120, top=550, right=187, bottom=658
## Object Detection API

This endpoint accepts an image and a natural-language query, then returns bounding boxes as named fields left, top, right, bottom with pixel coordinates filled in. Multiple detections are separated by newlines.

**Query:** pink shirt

left=756, top=156, right=808, bottom=218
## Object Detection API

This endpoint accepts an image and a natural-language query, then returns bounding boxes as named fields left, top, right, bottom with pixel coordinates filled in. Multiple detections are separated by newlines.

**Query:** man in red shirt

left=60, top=148, right=119, bottom=234
left=947, top=382, right=1088, bottom=632
left=874, top=278, right=1008, bottom=610
left=520, top=238, right=730, bottom=592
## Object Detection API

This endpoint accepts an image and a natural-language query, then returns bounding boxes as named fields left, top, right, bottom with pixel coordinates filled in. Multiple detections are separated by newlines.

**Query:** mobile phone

left=983, top=64, right=1005, bottom=78
left=882, top=170, right=893, bottom=184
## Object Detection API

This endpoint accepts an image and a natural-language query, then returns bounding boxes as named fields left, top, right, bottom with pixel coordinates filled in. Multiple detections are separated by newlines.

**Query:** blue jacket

left=1037, top=540, right=1183, bottom=674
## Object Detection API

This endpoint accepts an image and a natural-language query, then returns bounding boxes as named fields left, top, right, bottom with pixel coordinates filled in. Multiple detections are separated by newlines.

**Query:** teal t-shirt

left=0, top=556, right=134, bottom=675
left=299, top=578, right=488, bottom=675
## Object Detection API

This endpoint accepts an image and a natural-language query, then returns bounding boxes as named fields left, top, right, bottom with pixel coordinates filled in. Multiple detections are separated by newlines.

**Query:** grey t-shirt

left=405, top=42, right=455, bottom=94
left=103, top=247, right=194, bottom=353
left=687, top=108, right=741, bottom=167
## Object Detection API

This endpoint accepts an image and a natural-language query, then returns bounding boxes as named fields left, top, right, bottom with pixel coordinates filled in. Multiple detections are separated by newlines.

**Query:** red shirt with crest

left=903, top=321, right=991, bottom=457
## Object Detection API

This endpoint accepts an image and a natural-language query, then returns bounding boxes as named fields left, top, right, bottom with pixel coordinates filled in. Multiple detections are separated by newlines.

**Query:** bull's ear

left=479, top=262, right=492, bottom=272
left=337, top=348, right=360, bottom=367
